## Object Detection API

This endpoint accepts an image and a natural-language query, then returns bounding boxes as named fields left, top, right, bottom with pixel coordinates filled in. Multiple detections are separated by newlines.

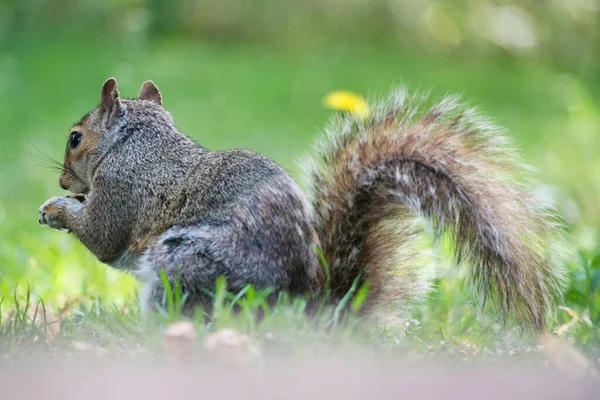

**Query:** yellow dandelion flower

left=323, top=91, right=370, bottom=118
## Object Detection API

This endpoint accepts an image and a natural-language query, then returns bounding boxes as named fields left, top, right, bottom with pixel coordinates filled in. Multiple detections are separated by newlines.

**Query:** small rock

left=537, top=333, right=596, bottom=379
left=203, top=328, right=262, bottom=368
left=163, top=321, right=197, bottom=364
left=29, top=304, right=60, bottom=344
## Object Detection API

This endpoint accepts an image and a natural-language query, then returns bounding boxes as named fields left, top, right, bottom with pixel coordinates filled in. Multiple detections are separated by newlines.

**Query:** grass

left=0, top=36, right=599, bottom=367
left=2, top=250, right=598, bottom=366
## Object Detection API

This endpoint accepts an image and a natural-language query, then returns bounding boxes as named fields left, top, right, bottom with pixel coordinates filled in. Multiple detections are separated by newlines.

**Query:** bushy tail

left=303, top=88, right=568, bottom=330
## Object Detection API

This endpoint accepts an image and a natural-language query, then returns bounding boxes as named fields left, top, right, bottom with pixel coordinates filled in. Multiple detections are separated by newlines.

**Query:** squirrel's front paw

left=39, top=197, right=70, bottom=230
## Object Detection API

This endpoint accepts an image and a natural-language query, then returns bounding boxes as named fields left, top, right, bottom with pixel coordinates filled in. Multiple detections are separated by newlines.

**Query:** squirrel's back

left=93, top=98, right=308, bottom=258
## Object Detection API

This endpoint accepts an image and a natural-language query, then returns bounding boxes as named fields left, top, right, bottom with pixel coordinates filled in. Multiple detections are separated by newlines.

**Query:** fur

left=39, top=80, right=568, bottom=330
left=301, top=88, right=568, bottom=329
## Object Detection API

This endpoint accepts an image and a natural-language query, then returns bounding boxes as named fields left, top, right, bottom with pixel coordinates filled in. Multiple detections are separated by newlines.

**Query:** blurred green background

left=0, top=0, right=598, bottom=311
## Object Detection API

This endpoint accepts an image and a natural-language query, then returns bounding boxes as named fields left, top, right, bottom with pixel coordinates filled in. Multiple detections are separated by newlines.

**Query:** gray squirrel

left=39, top=78, right=567, bottom=330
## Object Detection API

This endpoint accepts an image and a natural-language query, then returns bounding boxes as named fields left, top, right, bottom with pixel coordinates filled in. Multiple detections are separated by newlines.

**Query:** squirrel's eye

left=69, top=131, right=82, bottom=149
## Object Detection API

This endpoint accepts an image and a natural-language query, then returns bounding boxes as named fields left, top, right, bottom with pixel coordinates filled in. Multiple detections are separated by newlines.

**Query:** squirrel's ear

left=100, top=77, right=123, bottom=126
left=138, top=81, right=162, bottom=106
left=100, top=78, right=121, bottom=114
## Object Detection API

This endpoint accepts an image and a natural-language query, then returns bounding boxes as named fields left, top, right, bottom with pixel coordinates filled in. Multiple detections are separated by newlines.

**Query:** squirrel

left=39, top=78, right=568, bottom=331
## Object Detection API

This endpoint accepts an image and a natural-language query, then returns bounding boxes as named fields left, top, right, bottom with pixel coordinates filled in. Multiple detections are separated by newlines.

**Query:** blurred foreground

left=2, top=353, right=599, bottom=400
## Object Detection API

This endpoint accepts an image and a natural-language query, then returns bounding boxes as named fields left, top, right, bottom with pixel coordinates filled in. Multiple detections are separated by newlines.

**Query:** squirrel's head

left=59, top=77, right=163, bottom=194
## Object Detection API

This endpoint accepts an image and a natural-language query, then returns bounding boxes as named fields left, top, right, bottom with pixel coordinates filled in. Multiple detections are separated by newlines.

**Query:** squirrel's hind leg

left=140, top=220, right=297, bottom=317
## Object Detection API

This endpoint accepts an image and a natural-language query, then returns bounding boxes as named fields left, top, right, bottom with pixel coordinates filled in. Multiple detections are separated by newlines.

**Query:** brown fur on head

left=59, top=77, right=162, bottom=194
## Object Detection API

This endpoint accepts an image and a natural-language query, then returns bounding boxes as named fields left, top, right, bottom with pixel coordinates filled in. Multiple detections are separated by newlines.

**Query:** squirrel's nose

left=59, top=178, right=67, bottom=190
